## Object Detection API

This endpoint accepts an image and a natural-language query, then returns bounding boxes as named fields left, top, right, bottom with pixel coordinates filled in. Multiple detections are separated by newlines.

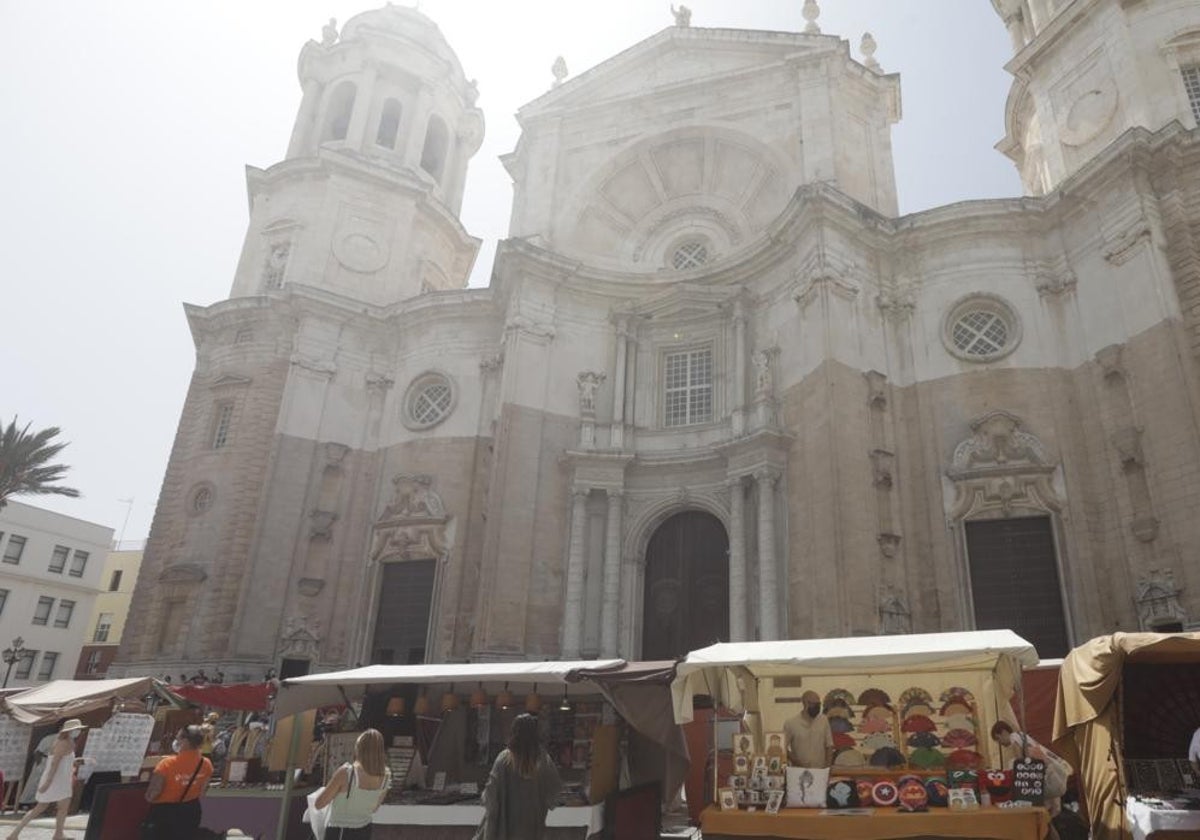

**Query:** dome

left=340, top=5, right=463, bottom=75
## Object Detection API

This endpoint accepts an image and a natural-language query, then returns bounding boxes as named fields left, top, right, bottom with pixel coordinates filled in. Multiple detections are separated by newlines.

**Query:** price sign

left=82, top=713, right=155, bottom=777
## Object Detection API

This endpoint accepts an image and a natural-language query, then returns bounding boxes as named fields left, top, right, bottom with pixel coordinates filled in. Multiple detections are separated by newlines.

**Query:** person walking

left=474, top=714, right=563, bottom=840
left=6, top=718, right=86, bottom=840
left=143, top=725, right=214, bottom=839
left=312, top=728, right=392, bottom=839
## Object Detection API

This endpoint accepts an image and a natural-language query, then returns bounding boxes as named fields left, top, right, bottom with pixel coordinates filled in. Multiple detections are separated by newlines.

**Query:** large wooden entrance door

left=965, top=515, right=1070, bottom=657
left=642, top=511, right=729, bottom=660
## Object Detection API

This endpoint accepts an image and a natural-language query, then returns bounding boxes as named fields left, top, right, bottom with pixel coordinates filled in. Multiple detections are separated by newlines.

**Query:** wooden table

left=701, top=804, right=1050, bottom=840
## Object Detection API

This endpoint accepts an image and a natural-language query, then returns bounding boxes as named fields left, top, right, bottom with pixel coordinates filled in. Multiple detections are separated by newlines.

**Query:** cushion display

left=826, top=777, right=860, bottom=808
left=855, top=778, right=875, bottom=805
left=785, top=766, right=830, bottom=808
left=871, top=780, right=899, bottom=807
left=948, top=768, right=979, bottom=790
left=925, top=776, right=950, bottom=806
left=898, top=778, right=929, bottom=812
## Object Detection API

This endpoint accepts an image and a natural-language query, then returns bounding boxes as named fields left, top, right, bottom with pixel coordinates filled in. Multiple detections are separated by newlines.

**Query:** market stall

left=276, top=658, right=682, bottom=840
left=1052, top=632, right=1200, bottom=840
left=671, top=630, right=1049, bottom=840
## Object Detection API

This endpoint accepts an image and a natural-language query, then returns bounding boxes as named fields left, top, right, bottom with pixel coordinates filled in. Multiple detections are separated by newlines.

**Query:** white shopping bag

left=305, top=787, right=331, bottom=840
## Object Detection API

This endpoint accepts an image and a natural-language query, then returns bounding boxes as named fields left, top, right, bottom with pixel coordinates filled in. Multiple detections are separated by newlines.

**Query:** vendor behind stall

left=783, top=691, right=833, bottom=768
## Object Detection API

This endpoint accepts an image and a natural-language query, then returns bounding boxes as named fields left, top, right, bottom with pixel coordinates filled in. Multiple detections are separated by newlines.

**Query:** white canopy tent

left=275, top=659, right=625, bottom=718
left=671, top=630, right=1039, bottom=767
left=0, top=677, right=166, bottom=725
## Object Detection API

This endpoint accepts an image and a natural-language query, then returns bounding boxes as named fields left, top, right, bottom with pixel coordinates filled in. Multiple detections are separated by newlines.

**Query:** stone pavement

left=0, top=814, right=251, bottom=838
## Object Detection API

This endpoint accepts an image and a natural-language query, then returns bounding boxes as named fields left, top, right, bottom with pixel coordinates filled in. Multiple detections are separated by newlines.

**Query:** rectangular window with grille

left=211, top=402, right=234, bottom=449
left=663, top=347, right=714, bottom=428
left=0, top=589, right=7, bottom=616
left=15, top=651, right=37, bottom=681
left=54, top=600, right=75, bottom=629
left=1184, top=65, right=1200, bottom=123
left=32, top=596, right=54, bottom=626
left=37, top=652, right=57, bottom=681
left=48, top=545, right=69, bottom=574
left=2, top=535, right=26, bottom=565
left=86, top=650, right=102, bottom=675
left=965, top=515, right=1071, bottom=657
left=69, top=550, right=88, bottom=578
left=94, top=612, right=114, bottom=643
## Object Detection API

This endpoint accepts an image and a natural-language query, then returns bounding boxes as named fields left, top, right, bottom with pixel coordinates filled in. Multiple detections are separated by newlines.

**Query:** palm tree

left=0, top=417, right=81, bottom=510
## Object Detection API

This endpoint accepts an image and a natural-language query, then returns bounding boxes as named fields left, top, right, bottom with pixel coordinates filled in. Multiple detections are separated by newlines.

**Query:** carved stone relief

left=1134, top=568, right=1187, bottom=631
left=370, top=474, right=450, bottom=563
left=878, top=586, right=911, bottom=635
left=946, top=411, right=1062, bottom=520
left=278, top=615, right=321, bottom=660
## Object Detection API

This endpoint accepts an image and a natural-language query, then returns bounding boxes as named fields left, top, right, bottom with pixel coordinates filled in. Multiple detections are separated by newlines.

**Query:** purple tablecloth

left=201, top=789, right=310, bottom=839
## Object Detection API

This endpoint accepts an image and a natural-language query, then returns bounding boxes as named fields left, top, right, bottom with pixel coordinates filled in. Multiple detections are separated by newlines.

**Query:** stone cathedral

left=117, top=0, right=1200, bottom=680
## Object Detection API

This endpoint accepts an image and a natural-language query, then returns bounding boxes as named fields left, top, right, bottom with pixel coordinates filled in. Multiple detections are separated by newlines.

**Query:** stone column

left=732, top=300, right=747, bottom=436
left=755, top=468, right=780, bottom=639
left=287, top=78, right=323, bottom=158
left=561, top=488, right=589, bottom=658
left=611, top=318, right=629, bottom=449
left=727, top=476, right=747, bottom=642
left=600, top=489, right=623, bottom=657
left=345, top=65, right=378, bottom=150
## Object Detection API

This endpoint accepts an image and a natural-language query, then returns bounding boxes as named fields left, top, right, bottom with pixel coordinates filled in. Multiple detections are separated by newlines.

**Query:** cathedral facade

left=117, top=1, right=1200, bottom=680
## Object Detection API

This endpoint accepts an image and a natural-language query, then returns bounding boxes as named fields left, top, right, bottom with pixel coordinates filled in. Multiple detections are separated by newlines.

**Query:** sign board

left=81, top=713, right=155, bottom=777
left=0, top=716, right=32, bottom=782
left=1012, top=757, right=1046, bottom=806
left=323, top=732, right=359, bottom=784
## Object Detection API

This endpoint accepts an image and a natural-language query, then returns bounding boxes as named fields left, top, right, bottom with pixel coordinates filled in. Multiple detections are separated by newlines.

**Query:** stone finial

left=671, top=4, right=692, bottom=27
left=551, top=56, right=569, bottom=88
left=860, top=33, right=881, bottom=72
left=802, top=0, right=821, bottom=34
left=321, top=18, right=338, bottom=48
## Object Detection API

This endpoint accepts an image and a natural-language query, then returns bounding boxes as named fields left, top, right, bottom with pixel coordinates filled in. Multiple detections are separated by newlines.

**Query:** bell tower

left=228, top=6, right=484, bottom=305
left=993, top=0, right=1200, bottom=195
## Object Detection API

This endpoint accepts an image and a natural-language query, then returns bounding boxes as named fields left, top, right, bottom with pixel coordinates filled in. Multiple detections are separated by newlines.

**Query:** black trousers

left=146, top=799, right=202, bottom=840
left=327, top=825, right=372, bottom=840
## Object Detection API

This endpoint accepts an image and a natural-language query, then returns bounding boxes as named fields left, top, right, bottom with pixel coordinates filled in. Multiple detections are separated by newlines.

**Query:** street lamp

left=3, top=637, right=28, bottom=688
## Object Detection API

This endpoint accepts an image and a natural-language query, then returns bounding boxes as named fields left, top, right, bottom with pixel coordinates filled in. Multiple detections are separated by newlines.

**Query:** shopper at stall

left=313, top=728, right=393, bottom=839
left=6, top=718, right=86, bottom=840
left=990, top=720, right=1071, bottom=815
left=143, top=725, right=214, bottom=839
left=783, top=690, right=834, bottom=768
left=475, top=713, right=564, bottom=840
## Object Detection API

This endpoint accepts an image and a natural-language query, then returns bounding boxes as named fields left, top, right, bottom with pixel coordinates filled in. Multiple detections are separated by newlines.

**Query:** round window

left=943, top=296, right=1021, bottom=362
left=670, top=240, right=710, bottom=270
left=189, top=484, right=214, bottom=515
left=403, top=373, right=456, bottom=430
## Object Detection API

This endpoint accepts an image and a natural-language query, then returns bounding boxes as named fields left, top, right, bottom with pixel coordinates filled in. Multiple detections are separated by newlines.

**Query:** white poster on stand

left=0, top=716, right=32, bottom=782
left=82, top=713, right=155, bottom=777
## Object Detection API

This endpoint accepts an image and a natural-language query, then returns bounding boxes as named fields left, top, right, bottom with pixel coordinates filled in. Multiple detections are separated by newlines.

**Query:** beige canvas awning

left=0, top=677, right=166, bottom=725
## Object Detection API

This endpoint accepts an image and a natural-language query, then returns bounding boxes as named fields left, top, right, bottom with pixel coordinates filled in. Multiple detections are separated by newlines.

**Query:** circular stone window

left=943, top=295, right=1021, bottom=362
left=403, top=372, right=456, bottom=430
left=670, top=239, right=710, bottom=270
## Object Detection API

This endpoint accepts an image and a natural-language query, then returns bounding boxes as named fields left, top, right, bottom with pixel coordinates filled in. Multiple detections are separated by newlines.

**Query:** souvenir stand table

left=671, top=630, right=1049, bottom=840
left=275, top=659, right=689, bottom=840
left=1053, top=632, right=1200, bottom=840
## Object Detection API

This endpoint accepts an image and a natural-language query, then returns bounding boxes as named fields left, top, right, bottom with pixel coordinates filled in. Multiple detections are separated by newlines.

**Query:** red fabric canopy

left=169, top=682, right=272, bottom=712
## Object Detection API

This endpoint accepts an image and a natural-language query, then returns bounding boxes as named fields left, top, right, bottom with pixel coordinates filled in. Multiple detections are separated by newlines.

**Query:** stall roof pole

left=274, top=714, right=304, bottom=840
left=338, top=685, right=360, bottom=726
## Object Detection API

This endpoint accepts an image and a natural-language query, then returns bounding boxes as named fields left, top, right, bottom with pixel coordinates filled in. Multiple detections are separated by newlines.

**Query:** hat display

left=942, top=728, right=978, bottom=749
left=829, top=716, right=854, bottom=734
left=833, top=747, right=867, bottom=768
left=59, top=719, right=87, bottom=733
left=908, top=746, right=946, bottom=769
left=869, top=746, right=906, bottom=768
left=858, top=688, right=891, bottom=707
left=906, top=731, right=940, bottom=749
left=901, top=714, right=936, bottom=733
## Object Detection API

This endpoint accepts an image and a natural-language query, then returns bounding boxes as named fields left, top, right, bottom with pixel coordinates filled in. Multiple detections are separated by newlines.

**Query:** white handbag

left=304, top=787, right=332, bottom=840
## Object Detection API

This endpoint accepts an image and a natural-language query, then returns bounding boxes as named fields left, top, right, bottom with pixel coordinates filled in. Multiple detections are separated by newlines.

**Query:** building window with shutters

left=211, top=402, right=234, bottom=449
left=2, top=535, right=26, bottom=565
left=37, top=652, right=58, bottom=681
left=32, top=596, right=54, bottom=626
left=94, top=612, right=114, bottom=643
left=54, top=599, right=75, bottom=629
left=15, top=651, right=37, bottom=681
left=48, top=545, right=69, bottom=573
left=964, top=515, right=1071, bottom=657
left=69, top=550, right=88, bottom=578
left=662, top=347, right=714, bottom=428
left=1183, top=65, right=1200, bottom=123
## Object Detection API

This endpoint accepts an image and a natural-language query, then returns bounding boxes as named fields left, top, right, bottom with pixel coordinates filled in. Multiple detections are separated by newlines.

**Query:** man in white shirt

left=783, top=690, right=834, bottom=768
left=1189, top=726, right=1200, bottom=775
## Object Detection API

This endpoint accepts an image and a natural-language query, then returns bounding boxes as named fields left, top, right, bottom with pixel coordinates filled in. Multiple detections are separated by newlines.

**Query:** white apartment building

left=0, top=501, right=112, bottom=688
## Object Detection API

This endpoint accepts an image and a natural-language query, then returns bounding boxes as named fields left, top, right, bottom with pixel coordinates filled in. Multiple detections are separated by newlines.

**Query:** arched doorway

left=642, top=511, right=729, bottom=660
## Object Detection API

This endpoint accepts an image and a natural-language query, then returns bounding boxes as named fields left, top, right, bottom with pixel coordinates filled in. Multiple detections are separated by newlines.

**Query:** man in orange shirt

left=143, top=725, right=214, bottom=839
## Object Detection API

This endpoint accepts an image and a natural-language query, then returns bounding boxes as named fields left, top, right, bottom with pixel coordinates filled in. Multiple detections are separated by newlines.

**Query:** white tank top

left=328, top=763, right=391, bottom=828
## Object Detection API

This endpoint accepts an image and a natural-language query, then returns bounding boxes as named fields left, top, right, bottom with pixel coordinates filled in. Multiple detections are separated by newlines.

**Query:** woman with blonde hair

left=475, top=713, right=563, bottom=840
left=313, top=728, right=391, bottom=839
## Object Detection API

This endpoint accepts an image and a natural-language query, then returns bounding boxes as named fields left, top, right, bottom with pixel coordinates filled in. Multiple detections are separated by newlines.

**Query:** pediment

left=628, top=283, right=739, bottom=321
left=522, top=27, right=835, bottom=118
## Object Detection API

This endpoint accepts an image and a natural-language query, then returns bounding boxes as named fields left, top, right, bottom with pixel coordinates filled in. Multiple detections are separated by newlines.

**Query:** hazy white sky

left=1, top=1, right=1021, bottom=542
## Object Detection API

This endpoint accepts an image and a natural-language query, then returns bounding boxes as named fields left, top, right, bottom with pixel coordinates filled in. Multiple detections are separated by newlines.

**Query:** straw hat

left=59, top=719, right=87, bottom=733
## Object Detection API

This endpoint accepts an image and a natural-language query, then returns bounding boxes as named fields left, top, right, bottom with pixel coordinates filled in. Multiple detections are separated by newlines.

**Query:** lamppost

left=3, top=637, right=28, bottom=688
